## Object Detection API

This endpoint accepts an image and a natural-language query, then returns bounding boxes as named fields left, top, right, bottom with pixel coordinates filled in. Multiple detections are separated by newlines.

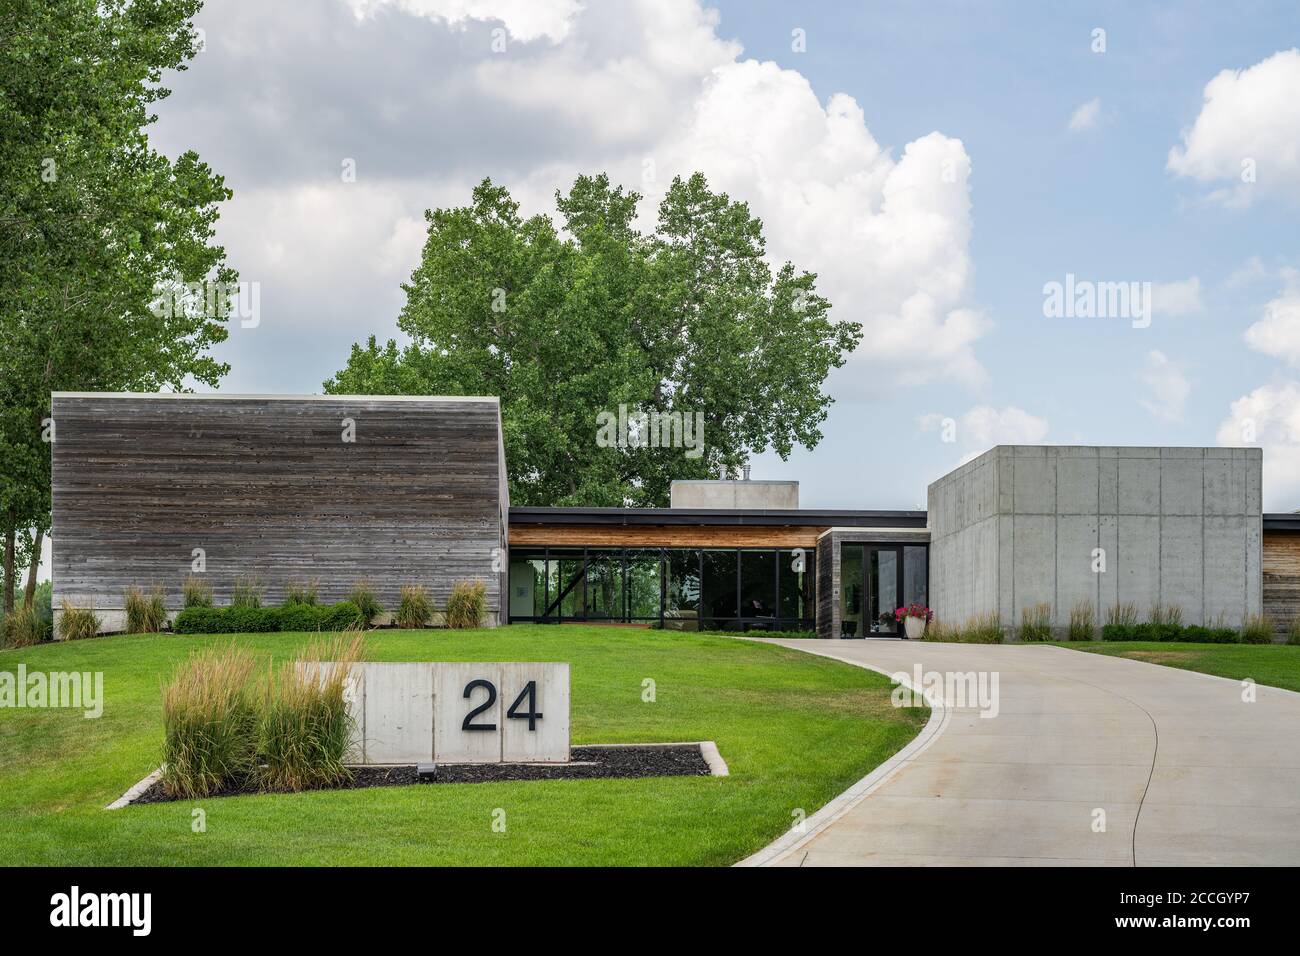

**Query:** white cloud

left=1243, top=272, right=1300, bottom=366
left=1151, top=276, right=1204, bottom=316
left=347, top=0, right=583, bottom=43
left=1225, top=256, right=1270, bottom=288
left=921, top=404, right=1050, bottom=463
left=1067, top=97, right=1102, bottom=132
left=1167, top=48, right=1300, bottom=205
left=1137, top=350, right=1191, bottom=422
left=1216, top=381, right=1300, bottom=510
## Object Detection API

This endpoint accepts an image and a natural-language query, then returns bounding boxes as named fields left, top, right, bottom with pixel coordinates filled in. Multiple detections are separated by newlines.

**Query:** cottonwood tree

left=0, top=0, right=235, bottom=613
left=326, top=173, right=860, bottom=506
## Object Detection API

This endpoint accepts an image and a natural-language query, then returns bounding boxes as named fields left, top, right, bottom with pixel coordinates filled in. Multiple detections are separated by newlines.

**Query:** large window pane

left=508, top=551, right=547, bottom=620
left=544, top=550, right=585, bottom=621
left=626, top=550, right=662, bottom=620
left=868, top=549, right=898, bottom=635
left=585, top=551, right=624, bottom=620
left=903, top=546, right=928, bottom=608
left=665, top=550, right=699, bottom=631
left=702, top=549, right=739, bottom=629
left=779, top=548, right=814, bottom=625
left=740, top=550, right=777, bottom=625
left=841, top=544, right=863, bottom=637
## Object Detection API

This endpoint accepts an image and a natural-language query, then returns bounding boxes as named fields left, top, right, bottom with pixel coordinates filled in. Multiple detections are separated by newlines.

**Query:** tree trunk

left=2, top=509, right=15, bottom=615
left=23, top=527, right=44, bottom=610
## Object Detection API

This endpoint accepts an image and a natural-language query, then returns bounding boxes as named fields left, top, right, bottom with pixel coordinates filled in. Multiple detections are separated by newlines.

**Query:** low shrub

left=1240, top=613, right=1275, bottom=645
left=445, top=579, right=487, bottom=629
left=173, top=606, right=228, bottom=634
left=257, top=634, right=364, bottom=792
left=162, top=644, right=259, bottom=799
left=319, top=601, right=366, bottom=631
left=182, top=575, right=213, bottom=608
left=224, top=605, right=282, bottom=633
left=58, top=602, right=99, bottom=640
left=125, top=585, right=168, bottom=634
left=283, top=578, right=319, bottom=606
left=277, top=603, right=325, bottom=632
left=1067, top=600, right=1095, bottom=641
left=1178, top=625, right=1240, bottom=644
left=1101, top=622, right=1136, bottom=641
left=395, top=584, right=434, bottom=629
left=232, top=574, right=264, bottom=609
left=1018, top=603, right=1052, bottom=642
left=348, top=580, right=383, bottom=624
left=2, top=606, right=50, bottom=648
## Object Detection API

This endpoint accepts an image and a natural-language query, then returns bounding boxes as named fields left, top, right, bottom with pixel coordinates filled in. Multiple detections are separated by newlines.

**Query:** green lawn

left=0, top=625, right=924, bottom=866
left=1056, top=641, right=1300, bottom=693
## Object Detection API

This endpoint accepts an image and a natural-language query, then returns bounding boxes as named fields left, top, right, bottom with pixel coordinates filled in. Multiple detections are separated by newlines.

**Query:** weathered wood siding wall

left=52, top=394, right=506, bottom=628
left=1263, top=531, right=1300, bottom=631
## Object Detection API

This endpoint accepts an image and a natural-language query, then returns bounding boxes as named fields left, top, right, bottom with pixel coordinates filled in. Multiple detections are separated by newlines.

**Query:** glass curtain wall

left=509, top=546, right=817, bottom=631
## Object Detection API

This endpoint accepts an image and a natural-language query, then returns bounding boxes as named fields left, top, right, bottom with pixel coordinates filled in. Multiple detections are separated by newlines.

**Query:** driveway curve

left=745, top=640, right=1300, bottom=867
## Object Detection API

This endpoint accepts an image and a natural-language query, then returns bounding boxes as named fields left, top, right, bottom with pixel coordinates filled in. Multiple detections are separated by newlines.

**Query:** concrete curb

left=734, top=641, right=950, bottom=867
left=106, top=768, right=163, bottom=810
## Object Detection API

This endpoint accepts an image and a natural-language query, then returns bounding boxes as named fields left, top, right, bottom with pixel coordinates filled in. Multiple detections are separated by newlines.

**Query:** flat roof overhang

left=507, top=507, right=928, bottom=529
left=1264, top=513, right=1300, bottom=533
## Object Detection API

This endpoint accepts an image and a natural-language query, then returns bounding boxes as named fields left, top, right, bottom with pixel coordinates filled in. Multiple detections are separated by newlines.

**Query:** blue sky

left=134, top=0, right=1300, bottom=519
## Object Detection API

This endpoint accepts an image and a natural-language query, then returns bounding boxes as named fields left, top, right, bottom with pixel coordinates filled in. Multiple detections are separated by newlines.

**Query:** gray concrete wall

left=669, top=479, right=799, bottom=509
left=928, top=446, right=1262, bottom=631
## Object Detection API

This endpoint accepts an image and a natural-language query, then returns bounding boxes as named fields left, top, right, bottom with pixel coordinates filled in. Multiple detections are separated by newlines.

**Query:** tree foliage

left=326, top=173, right=860, bottom=506
left=0, top=0, right=235, bottom=610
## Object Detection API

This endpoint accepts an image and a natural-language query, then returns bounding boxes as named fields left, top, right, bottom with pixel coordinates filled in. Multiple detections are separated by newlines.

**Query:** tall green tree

left=326, top=173, right=860, bottom=506
left=0, top=0, right=235, bottom=613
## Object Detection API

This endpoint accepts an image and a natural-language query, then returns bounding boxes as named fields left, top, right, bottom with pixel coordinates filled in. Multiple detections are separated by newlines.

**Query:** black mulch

left=129, top=744, right=712, bottom=805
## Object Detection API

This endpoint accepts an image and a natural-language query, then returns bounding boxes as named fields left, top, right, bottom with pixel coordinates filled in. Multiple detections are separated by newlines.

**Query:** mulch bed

left=130, top=744, right=712, bottom=805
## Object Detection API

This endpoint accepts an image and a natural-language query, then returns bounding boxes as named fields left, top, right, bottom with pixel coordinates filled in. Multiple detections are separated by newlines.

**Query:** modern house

left=50, top=393, right=1299, bottom=639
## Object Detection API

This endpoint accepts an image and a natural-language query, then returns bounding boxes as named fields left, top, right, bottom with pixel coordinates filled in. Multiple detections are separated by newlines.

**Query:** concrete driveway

left=744, top=640, right=1300, bottom=867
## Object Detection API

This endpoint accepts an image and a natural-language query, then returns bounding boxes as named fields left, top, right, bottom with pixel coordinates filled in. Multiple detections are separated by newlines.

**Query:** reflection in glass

left=701, top=550, right=738, bottom=628
left=779, top=548, right=814, bottom=625
left=841, top=545, right=863, bottom=637
left=665, top=550, right=700, bottom=631
left=869, top=549, right=898, bottom=634
left=904, top=546, right=928, bottom=607
left=626, top=550, right=662, bottom=620
left=740, top=550, right=777, bottom=623
left=585, top=553, right=623, bottom=619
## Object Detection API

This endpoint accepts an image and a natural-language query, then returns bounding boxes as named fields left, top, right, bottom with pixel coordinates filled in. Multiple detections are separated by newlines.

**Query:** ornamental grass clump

left=1067, top=599, right=1096, bottom=641
left=347, top=579, right=383, bottom=625
left=257, top=634, right=365, bottom=792
left=232, top=574, right=264, bottom=609
left=395, top=584, right=434, bottom=629
left=1240, top=613, right=1275, bottom=645
left=57, top=602, right=99, bottom=641
left=445, top=579, right=487, bottom=629
left=1, top=606, right=49, bottom=648
left=1018, top=603, right=1053, bottom=642
left=124, top=585, right=167, bottom=633
left=283, top=578, right=319, bottom=606
left=181, top=575, right=213, bottom=608
left=162, top=644, right=258, bottom=799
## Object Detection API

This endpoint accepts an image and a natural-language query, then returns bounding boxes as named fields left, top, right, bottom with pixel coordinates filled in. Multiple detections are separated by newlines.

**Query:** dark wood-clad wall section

left=52, top=396, right=505, bottom=614
left=1263, top=531, right=1300, bottom=630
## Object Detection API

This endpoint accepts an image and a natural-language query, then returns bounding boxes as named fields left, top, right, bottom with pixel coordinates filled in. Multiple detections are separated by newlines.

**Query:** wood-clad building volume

left=51, top=393, right=508, bottom=631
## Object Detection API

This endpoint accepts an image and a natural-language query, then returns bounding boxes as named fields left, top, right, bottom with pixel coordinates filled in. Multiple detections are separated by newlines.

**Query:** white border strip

left=735, top=642, right=951, bottom=867
left=105, top=768, right=163, bottom=810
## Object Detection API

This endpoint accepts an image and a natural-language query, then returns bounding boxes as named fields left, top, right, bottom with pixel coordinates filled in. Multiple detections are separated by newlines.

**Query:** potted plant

left=895, top=603, right=933, bottom=640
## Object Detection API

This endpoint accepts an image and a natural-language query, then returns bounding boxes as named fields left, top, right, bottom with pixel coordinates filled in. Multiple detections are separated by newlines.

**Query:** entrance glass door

left=867, top=548, right=899, bottom=635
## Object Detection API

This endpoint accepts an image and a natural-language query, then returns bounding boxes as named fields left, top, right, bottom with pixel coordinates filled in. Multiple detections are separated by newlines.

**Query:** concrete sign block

left=362, top=662, right=435, bottom=764
left=500, top=663, right=570, bottom=764
left=434, top=663, right=504, bottom=764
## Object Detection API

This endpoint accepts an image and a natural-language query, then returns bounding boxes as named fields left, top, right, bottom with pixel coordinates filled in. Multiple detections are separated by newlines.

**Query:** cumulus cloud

left=149, top=0, right=987, bottom=392
left=921, top=405, right=1049, bottom=463
left=1151, top=276, right=1204, bottom=317
left=346, top=0, right=583, bottom=43
left=1067, top=97, right=1102, bottom=132
left=1216, top=381, right=1300, bottom=510
left=1168, top=48, right=1300, bottom=205
left=1243, top=272, right=1300, bottom=367
left=1137, top=350, right=1191, bottom=422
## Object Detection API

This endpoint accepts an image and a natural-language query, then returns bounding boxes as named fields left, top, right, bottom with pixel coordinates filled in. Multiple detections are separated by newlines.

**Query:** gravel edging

left=110, top=743, right=724, bottom=808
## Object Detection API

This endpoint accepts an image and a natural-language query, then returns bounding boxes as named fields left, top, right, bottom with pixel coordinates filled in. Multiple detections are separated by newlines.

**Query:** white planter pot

left=903, top=616, right=926, bottom=640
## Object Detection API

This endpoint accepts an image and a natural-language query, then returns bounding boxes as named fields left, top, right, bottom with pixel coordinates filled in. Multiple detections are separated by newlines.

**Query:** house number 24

left=461, top=679, right=543, bottom=732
